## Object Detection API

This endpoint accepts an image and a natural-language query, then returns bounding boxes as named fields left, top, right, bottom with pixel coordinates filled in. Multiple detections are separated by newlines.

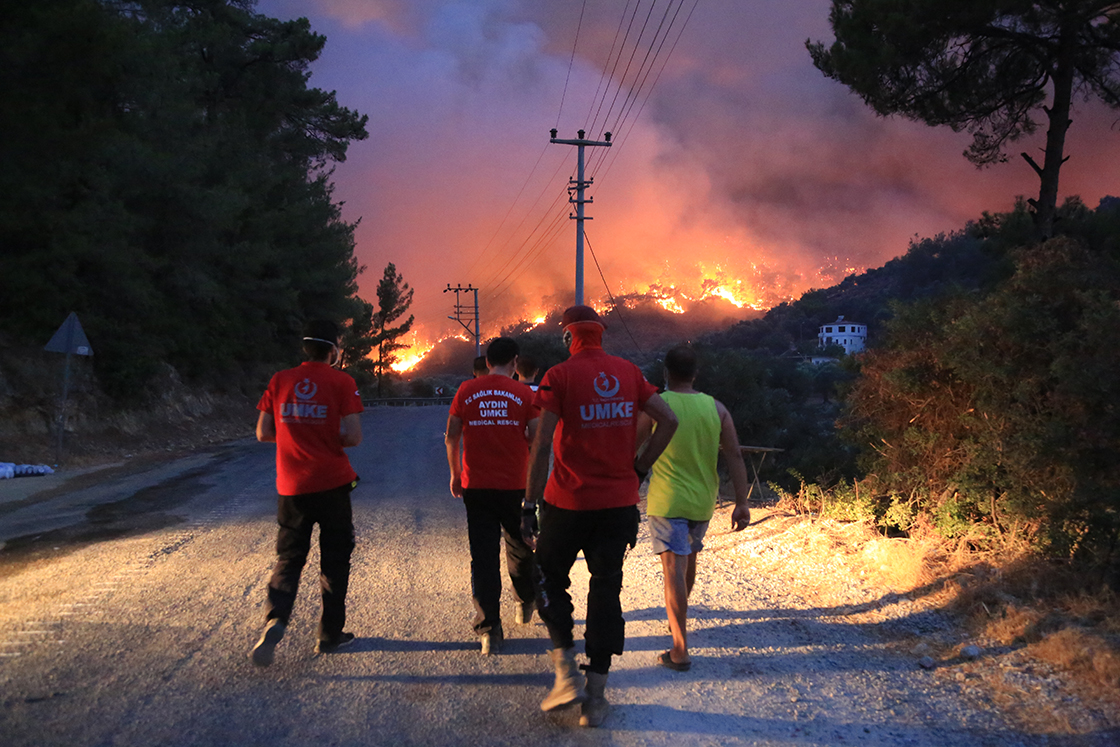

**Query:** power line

left=588, top=0, right=701, bottom=182
left=583, top=0, right=635, bottom=129
left=608, top=0, right=687, bottom=136
left=473, top=153, right=571, bottom=286
left=586, top=230, right=643, bottom=354
left=594, top=0, right=661, bottom=135
left=486, top=1, right=701, bottom=311
left=438, top=1, right=703, bottom=336
left=479, top=184, right=571, bottom=300
left=483, top=205, right=571, bottom=303
left=588, top=0, right=644, bottom=135
left=556, top=0, right=589, bottom=128
left=462, top=142, right=554, bottom=281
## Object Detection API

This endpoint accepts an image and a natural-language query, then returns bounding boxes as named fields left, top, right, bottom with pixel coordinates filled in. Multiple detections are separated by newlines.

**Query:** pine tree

left=339, top=297, right=377, bottom=386
left=808, top=1, right=1120, bottom=238
left=371, top=263, right=414, bottom=397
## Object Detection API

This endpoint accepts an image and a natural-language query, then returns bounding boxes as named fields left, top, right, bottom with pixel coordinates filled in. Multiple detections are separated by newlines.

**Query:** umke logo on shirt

left=280, top=377, right=328, bottom=421
left=580, top=372, right=633, bottom=428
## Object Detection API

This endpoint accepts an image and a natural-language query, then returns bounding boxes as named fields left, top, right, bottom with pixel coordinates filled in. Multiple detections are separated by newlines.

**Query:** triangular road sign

left=44, top=312, right=93, bottom=356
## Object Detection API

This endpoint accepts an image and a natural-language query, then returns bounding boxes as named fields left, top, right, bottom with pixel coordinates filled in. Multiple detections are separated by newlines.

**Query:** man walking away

left=472, top=355, right=489, bottom=378
left=515, top=355, right=540, bottom=391
left=637, top=344, right=751, bottom=672
left=523, top=306, right=678, bottom=727
left=251, top=320, right=363, bottom=666
left=445, top=337, right=539, bottom=654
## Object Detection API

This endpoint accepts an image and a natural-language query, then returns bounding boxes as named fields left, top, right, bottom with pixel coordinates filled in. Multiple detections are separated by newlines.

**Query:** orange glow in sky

left=257, top=0, right=1120, bottom=375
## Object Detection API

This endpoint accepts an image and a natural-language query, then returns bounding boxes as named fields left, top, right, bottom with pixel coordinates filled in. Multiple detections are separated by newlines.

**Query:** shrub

left=843, top=236, right=1120, bottom=569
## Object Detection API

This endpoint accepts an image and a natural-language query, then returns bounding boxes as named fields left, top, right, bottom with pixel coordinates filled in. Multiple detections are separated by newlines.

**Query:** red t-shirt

left=257, top=361, right=363, bottom=496
left=534, top=348, right=657, bottom=510
left=449, top=374, right=538, bottom=490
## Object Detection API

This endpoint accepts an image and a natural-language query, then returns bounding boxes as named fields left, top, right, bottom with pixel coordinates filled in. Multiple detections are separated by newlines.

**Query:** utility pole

left=444, top=284, right=481, bottom=356
left=550, top=128, right=612, bottom=305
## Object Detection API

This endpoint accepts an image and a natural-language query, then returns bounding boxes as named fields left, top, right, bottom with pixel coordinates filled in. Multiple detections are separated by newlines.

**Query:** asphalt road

left=0, top=406, right=1104, bottom=746
left=0, top=407, right=603, bottom=747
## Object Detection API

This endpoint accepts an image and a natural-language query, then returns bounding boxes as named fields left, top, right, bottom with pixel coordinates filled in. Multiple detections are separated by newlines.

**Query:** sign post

left=44, top=313, right=94, bottom=466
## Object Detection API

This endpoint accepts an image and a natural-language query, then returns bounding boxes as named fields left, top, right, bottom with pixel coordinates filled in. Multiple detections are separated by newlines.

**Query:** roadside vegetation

left=0, top=1, right=415, bottom=457
left=706, top=199, right=1120, bottom=715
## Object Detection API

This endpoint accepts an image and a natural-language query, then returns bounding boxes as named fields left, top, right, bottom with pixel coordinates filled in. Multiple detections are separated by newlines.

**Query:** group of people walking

left=249, top=306, right=753, bottom=730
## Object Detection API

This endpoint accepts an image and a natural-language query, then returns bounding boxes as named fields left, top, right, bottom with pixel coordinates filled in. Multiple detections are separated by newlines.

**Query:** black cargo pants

left=265, top=481, right=356, bottom=641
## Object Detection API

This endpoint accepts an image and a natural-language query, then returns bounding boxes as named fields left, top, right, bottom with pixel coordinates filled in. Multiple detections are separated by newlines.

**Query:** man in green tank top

left=636, top=345, right=751, bottom=671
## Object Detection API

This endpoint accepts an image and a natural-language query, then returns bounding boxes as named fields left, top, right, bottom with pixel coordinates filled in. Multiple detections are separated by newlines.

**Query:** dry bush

left=983, top=604, right=1045, bottom=645
left=858, top=536, right=938, bottom=592
left=949, top=557, right=1109, bottom=620
left=1030, top=628, right=1120, bottom=691
left=941, top=556, right=1120, bottom=705
left=751, top=512, right=945, bottom=598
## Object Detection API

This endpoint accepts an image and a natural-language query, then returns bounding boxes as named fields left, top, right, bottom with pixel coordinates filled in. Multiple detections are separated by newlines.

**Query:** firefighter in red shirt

left=445, top=337, right=539, bottom=655
left=523, top=306, right=678, bottom=727
left=250, top=320, right=363, bottom=667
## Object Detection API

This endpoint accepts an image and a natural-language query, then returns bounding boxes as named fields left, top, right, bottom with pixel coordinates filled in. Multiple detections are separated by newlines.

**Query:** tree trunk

left=1030, top=21, right=1077, bottom=239
left=377, top=341, right=384, bottom=398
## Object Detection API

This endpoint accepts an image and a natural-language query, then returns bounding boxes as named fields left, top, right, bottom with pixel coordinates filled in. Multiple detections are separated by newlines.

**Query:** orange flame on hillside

left=391, top=344, right=433, bottom=373
left=391, top=332, right=471, bottom=372
left=389, top=259, right=849, bottom=373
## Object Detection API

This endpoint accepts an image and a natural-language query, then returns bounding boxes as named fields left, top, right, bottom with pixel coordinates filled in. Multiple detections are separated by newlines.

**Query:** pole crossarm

left=444, top=283, right=481, bottom=356
left=549, top=138, right=613, bottom=147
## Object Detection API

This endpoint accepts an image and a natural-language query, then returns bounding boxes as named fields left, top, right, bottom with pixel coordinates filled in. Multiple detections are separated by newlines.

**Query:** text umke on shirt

left=578, top=372, right=635, bottom=429
left=280, top=378, right=331, bottom=423
left=463, top=388, right=525, bottom=426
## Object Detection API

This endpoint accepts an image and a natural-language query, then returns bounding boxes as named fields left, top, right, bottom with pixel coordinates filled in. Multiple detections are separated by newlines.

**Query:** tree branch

left=1021, top=151, right=1044, bottom=177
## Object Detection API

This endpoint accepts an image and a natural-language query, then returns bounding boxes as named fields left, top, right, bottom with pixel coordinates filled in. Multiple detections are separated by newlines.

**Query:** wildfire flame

left=642, top=269, right=764, bottom=315
left=656, top=296, right=686, bottom=314
left=391, top=343, right=433, bottom=373
left=390, top=261, right=842, bottom=373
left=390, top=332, right=469, bottom=372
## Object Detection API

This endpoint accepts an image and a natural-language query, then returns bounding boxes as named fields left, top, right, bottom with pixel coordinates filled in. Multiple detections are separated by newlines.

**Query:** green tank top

left=646, top=391, right=721, bottom=521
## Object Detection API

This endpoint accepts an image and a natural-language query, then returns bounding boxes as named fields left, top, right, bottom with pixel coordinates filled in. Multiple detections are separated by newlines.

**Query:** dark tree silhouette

left=808, top=1, right=1120, bottom=237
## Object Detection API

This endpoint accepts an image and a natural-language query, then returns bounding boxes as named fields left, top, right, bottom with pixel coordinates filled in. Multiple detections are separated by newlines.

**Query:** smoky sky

left=257, top=0, right=1120, bottom=347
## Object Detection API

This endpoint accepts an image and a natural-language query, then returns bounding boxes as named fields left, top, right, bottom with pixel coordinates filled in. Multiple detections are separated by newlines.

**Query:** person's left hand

left=520, top=509, right=539, bottom=551
left=731, top=503, right=750, bottom=532
left=450, top=475, right=463, bottom=498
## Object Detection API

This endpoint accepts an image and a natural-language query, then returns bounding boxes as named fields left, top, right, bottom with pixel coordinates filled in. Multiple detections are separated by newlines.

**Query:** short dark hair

left=302, top=319, right=339, bottom=361
left=472, top=355, right=489, bottom=375
left=516, top=354, right=538, bottom=380
left=486, top=337, right=519, bottom=367
left=664, top=345, right=698, bottom=383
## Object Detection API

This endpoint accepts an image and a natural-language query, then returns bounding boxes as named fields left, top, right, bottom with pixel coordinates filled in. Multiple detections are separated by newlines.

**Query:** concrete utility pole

left=550, top=128, right=612, bottom=305
left=444, top=284, right=481, bottom=356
